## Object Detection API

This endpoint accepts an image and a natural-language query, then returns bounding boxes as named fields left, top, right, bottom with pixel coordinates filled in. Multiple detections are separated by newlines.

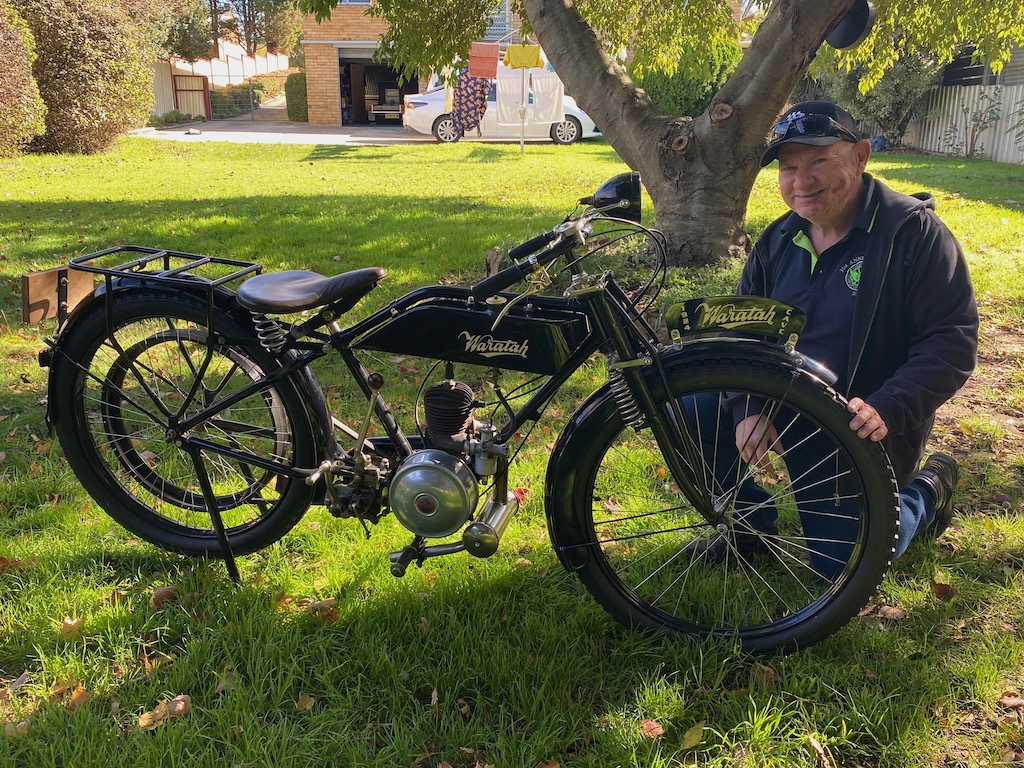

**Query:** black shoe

left=917, top=453, right=959, bottom=538
left=685, top=520, right=779, bottom=564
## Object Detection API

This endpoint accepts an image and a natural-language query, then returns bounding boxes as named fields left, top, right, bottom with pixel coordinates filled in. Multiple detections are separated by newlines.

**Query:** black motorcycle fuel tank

left=351, top=287, right=592, bottom=375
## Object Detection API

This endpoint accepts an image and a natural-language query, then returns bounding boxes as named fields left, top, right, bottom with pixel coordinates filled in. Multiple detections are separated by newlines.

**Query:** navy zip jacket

left=738, top=174, right=979, bottom=487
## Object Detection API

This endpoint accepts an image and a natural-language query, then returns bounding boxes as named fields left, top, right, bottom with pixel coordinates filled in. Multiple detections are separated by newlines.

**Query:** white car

left=403, top=78, right=600, bottom=145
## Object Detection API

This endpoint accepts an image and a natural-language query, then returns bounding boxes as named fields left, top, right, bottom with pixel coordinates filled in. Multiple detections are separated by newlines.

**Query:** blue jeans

left=681, top=393, right=936, bottom=577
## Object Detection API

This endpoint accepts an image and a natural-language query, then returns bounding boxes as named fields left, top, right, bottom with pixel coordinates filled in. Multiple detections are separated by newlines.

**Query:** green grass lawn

left=1, top=137, right=1024, bottom=767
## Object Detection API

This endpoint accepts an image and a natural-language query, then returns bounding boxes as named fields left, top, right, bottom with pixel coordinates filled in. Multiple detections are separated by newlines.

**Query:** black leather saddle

left=236, top=267, right=386, bottom=314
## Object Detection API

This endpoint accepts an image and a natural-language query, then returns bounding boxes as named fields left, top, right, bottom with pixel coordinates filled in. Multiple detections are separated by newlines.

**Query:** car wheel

left=550, top=116, right=582, bottom=145
left=432, top=115, right=462, bottom=143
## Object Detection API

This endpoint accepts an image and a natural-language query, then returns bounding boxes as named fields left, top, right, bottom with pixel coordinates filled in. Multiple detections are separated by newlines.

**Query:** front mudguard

left=543, top=338, right=837, bottom=573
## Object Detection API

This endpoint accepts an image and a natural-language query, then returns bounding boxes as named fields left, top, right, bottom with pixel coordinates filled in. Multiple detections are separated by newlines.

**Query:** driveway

left=139, top=98, right=584, bottom=146
left=140, top=101, right=433, bottom=146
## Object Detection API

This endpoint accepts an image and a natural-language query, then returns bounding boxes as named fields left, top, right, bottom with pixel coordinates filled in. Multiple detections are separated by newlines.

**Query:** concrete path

left=138, top=99, right=532, bottom=146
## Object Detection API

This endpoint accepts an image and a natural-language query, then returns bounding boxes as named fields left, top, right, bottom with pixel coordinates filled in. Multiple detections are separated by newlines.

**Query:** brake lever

left=489, top=264, right=553, bottom=332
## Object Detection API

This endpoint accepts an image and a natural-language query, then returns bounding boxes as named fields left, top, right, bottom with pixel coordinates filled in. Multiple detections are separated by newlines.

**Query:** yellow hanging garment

left=503, top=44, right=543, bottom=69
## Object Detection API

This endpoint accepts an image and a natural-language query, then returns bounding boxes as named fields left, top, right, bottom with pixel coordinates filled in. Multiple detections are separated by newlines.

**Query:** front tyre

left=545, top=354, right=898, bottom=654
left=50, top=292, right=317, bottom=556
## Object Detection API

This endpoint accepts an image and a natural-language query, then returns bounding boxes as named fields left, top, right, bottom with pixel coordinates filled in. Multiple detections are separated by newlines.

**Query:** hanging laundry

left=451, top=69, right=491, bottom=135
left=503, top=43, right=543, bottom=69
left=468, top=41, right=499, bottom=79
left=531, top=69, right=564, bottom=123
left=495, top=64, right=525, bottom=125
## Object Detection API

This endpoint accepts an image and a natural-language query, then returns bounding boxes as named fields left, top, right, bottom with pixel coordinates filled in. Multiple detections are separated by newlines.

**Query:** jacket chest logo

left=842, top=256, right=864, bottom=293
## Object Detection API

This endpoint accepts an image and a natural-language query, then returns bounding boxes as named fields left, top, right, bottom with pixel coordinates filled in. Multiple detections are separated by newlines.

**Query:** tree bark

left=523, top=0, right=857, bottom=266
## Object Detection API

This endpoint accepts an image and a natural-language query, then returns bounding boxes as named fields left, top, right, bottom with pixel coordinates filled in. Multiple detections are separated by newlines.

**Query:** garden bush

left=0, top=0, right=45, bottom=156
left=16, top=0, right=153, bottom=153
left=250, top=73, right=286, bottom=100
left=285, top=71, right=307, bottom=122
left=629, top=38, right=741, bottom=117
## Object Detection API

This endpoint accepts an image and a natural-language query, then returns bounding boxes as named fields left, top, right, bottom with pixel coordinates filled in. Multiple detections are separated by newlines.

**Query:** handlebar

left=507, top=230, right=557, bottom=261
left=470, top=260, right=535, bottom=301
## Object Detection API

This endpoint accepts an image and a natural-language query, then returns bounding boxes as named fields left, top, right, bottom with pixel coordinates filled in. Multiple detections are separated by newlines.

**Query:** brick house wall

left=302, top=6, right=388, bottom=125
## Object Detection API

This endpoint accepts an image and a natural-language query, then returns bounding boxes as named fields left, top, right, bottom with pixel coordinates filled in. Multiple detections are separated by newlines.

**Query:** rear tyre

left=50, top=292, right=317, bottom=556
left=550, top=116, right=582, bottom=145
left=432, top=115, right=462, bottom=143
left=546, top=355, right=897, bottom=654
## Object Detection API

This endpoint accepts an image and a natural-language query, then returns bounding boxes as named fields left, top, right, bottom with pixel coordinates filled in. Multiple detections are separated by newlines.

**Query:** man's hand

left=847, top=397, right=888, bottom=441
left=735, top=414, right=781, bottom=471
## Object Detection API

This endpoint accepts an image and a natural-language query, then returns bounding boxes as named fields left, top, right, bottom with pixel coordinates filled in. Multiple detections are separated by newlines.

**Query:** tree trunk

left=523, top=0, right=856, bottom=266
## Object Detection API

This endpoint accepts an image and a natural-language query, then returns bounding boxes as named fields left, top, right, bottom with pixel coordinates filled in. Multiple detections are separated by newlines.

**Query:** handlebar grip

left=508, top=230, right=556, bottom=261
left=470, top=261, right=531, bottom=301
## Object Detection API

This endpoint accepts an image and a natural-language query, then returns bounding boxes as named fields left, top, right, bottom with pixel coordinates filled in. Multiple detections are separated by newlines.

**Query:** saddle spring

left=251, top=312, right=288, bottom=353
left=608, top=369, right=645, bottom=430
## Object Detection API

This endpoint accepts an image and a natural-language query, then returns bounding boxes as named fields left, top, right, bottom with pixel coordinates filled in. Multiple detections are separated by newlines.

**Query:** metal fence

left=903, top=83, right=1024, bottom=164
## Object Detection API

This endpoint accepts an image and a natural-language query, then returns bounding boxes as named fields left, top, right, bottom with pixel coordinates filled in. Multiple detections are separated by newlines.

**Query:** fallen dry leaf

left=67, top=685, right=91, bottom=712
left=49, top=679, right=74, bottom=702
left=215, top=662, right=236, bottom=695
left=877, top=605, right=907, bottom=621
left=4, top=720, right=29, bottom=738
left=0, top=557, right=23, bottom=575
left=809, top=734, right=832, bottom=767
left=931, top=582, right=957, bottom=601
left=61, top=616, right=84, bottom=638
left=418, top=616, right=429, bottom=633
left=751, top=661, right=781, bottom=690
left=138, top=694, right=192, bottom=730
left=681, top=721, right=704, bottom=749
left=640, top=719, right=664, bottom=738
left=539, top=760, right=560, bottom=768
left=999, top=691, right=1024, bottom=709
left=296, top=692, right=316, bottom=711
left=1, top=671, right=29, bottom=701
left=149, top=586, right=179, bottom=610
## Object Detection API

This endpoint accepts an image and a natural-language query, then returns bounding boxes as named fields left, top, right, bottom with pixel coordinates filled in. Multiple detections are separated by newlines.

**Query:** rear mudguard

left=543, top=338, right=838, bottom=572
left=43, top=282, right=334, bottom=463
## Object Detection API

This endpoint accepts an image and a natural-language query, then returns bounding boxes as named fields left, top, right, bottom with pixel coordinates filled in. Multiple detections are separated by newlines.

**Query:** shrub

left=285, top=71, right=307, bottom=122
left=17, top=0, right=154, bottom=153
left=149, top=110, right=196, bottom=127
left=629, top=39, right=741, bottom=117
left=0, top=0, right=45, bottom=156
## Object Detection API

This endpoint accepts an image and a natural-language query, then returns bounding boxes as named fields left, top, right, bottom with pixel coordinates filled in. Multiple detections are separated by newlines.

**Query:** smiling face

left=776, top=139, right=871, bottom=231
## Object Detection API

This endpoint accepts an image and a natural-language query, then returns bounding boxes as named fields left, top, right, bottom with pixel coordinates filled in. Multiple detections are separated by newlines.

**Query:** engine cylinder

left=388, top=450, right=478, bottom=537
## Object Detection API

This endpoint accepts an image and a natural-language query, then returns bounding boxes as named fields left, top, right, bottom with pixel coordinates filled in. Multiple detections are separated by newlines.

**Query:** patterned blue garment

left=451, top=69, right=490, bottom=133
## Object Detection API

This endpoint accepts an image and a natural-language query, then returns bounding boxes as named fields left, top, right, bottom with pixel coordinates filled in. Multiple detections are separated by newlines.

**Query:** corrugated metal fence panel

left=903, top=83, right=1024, bottom=165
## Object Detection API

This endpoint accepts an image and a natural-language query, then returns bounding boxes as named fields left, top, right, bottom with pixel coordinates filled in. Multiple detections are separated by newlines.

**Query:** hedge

left=17, top=0, right=153, bottom=154
left=285, top=71, right=307, bottom=122
left=0, top=0, right=45, bottom=156
left=629, top=39, right=742, bottom=118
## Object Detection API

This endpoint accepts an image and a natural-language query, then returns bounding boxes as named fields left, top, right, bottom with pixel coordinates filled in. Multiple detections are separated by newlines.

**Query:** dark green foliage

left=16, top=0, right=154, bottom=154
left=817, top=51, right=942, bottom=144
left=161, top=0, right=212, bottom=63
left=285, top=71, right=307, bottom=122
left=628, top=38, right=742, bottom=117
left=0, top=0, right=45, bottom=156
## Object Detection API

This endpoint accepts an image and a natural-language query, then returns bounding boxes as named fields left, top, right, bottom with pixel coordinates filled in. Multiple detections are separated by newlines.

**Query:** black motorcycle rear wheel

left=546, top=354, right=898, bottom=654
left=50, top=292, right=317, bottom=556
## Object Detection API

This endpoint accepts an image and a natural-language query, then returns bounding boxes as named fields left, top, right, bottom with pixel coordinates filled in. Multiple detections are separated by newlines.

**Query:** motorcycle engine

left=387, top=380, right=480, bottom=538
left=389, top=449, right=478, bottom=537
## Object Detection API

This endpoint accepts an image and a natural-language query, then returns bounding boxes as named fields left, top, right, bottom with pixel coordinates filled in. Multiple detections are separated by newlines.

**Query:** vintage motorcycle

left=40, top=172, right=897, bottom=654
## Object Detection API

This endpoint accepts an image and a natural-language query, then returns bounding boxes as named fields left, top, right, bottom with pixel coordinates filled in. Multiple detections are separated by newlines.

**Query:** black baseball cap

left=760, top=101, right=861, bottom=167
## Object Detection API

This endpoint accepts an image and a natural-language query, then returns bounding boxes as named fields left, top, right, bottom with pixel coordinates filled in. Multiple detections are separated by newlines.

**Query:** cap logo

left=784, top=111, right=806, bottom=121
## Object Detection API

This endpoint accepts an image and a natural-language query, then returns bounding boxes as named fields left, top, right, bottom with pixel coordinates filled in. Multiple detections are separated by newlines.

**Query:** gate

left=172, top=74, right=212, bottom=121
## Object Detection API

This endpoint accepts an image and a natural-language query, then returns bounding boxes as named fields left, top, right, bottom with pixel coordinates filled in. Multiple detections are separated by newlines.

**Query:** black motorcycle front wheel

left=545, top=353, right=898, bottom=654
left=49, top=292, right=317, bottom=556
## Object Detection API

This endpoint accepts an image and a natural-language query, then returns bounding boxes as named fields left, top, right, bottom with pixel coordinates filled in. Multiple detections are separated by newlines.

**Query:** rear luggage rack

left=70, top=245, right=261, bottom=289
left=64, top=246, right=262, bottom=336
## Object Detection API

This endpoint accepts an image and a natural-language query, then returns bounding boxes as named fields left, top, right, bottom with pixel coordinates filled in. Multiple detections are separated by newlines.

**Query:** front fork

left=571, top=275, right=720, bottom=523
